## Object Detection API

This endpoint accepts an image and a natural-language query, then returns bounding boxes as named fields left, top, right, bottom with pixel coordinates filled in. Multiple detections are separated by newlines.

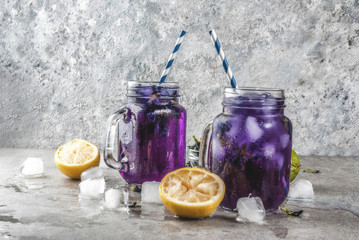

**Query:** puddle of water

left=287, top=196, right=359, bottom=217
left=4, top=184, right=23, bottom=193
left=140, top=203, right=166, bottom=221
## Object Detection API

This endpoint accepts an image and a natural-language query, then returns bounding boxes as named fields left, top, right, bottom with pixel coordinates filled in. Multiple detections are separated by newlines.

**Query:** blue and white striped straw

left=209, top=29, right=237, bottom=88
left=159, top=30, right=186, bottom=84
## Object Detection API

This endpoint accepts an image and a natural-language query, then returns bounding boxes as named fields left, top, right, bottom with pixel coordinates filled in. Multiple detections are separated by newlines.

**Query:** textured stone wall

left=1, top=0, right=358, bottom=156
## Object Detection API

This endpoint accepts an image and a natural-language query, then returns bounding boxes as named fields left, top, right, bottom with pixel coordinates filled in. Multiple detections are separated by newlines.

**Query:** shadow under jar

left=104, top=81, right=186, bottom=184
left=200, top=87, right=292, bottom=211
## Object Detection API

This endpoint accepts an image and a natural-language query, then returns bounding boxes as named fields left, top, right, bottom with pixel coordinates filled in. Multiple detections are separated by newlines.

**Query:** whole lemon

left=290, top=149, right=301, bottom=182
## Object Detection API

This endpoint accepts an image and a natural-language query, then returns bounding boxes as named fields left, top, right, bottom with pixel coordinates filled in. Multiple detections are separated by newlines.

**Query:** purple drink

left=104, top=81, right=186, bottom=184
left=200, top=88, right=292, bottom=210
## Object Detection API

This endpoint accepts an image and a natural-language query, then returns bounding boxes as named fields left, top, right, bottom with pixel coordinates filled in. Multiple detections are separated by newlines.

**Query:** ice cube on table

left=141, top=181, right=162, bottom=204
left=122, top=188, right=129, bottom=206
left=81, top=167, right=103, bottom=181
left=24, top=179, right=44, bottom=189
left=104, top=188, right=122, bottom=209
left=79, top=177, right=106, bottom=199
left=288, top=179, right=315, bottom=200
left=122, top=188, right=130, bottom=213
left=236, top=195, right=266, bottom=223
left=20, top=157, right=44, bottom=177
left=246, top=117, right=263, bottom=141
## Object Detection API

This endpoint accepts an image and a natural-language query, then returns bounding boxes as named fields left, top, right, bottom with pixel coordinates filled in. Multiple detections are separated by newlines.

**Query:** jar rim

left=223, top=87, right=286, bottom=109
left=127, top=80, right=179, bottom=89
left=126, top=80, right=180, bottom=98
left=224, top=87, right=284, bottom=98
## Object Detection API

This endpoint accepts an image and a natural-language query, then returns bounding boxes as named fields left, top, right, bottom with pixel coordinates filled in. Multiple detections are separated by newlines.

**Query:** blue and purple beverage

left=104, top=81, right=186, bottom=184
left=201, top=87, right=292, bottom=210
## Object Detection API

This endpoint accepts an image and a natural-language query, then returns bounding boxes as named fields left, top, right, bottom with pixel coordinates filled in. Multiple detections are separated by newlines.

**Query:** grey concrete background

left=0, top=0, right=358, bottom=156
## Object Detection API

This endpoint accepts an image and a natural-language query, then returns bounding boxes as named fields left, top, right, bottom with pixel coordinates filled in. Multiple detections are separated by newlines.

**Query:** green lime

left=290, top=149, right=301, bottom=182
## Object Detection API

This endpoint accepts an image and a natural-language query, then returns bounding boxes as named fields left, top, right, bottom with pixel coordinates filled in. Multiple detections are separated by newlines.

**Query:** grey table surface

left=0, top=148, right=358, bottom=240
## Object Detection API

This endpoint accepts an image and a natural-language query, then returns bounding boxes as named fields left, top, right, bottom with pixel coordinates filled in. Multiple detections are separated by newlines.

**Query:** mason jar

left=104, top=80, right=186, bottom=184
left=200, top=87, right=292, bottom=210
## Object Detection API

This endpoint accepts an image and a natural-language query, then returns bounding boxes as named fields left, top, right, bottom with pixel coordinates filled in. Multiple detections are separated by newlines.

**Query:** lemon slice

left=159, top=168, right=225, bottom=219
left=55, top=139, right=100, bottom=179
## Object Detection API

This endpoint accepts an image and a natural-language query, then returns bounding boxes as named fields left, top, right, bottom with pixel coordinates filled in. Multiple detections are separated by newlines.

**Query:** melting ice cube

left=79, top=177, right=106, bottom=199
left=236, top=195, right=266, bottom=223
left=288, top=179, right=315, bottom=200
left=280, top=134, right=290, bottom=148
left=141, top=181, right=162, bottom=204
left=81, top=167, right=104, bottom=181
left=263, top=144, right=276, bottom=158
left=263, top=122, right=274, bottom=129
left=104, top=188, right=122, bottom=209
left=246, top=117, right=263, bottom=141
left=122, top=188, right=130, bottom=213
left=20, top=157, right=44, bottom=178
left=275, top=154, right=284, bottom=169
left=24, top=179, right=44, bottom=189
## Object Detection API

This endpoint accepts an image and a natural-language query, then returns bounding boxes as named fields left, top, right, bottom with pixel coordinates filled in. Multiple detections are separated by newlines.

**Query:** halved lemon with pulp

left=159, top=168, right=225, bottom=219
left=54, top=139, right=100, bottom=179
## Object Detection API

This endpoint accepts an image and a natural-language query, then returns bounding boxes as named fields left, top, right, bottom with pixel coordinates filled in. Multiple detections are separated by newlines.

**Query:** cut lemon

left=159, top=168, right=225, bottom=219
left=54, top=139, right=100, bottom=179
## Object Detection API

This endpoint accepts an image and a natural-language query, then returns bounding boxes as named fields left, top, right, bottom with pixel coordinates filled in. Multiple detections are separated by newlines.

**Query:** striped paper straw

left=159, top=30, right=186, bottom=84
left=209, top=29, right=237, bottom=88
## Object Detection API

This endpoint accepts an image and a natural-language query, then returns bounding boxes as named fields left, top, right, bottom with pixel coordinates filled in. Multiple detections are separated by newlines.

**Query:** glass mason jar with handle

left=199, top=87, right=292, bottom=211
left=104, top=81, right=186, bottom=184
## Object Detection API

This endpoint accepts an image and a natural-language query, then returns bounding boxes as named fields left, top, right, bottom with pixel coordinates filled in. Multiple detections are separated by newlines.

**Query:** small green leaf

left=303, top=169, right=320, bottom=173
left=188, top=135, right=201, bottom=150
left=280, top=207, right=304, bottom=217
left=129, top=201, right=138, bottom=208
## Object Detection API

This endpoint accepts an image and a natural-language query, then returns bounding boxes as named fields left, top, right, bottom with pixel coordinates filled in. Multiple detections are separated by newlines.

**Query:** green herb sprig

left=188, top=135, right=201, bottom=151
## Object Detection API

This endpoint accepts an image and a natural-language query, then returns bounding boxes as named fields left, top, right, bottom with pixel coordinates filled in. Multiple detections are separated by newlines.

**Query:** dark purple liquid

left=210, top=93, right=292, bottom=210
left=119, top=85, right=186, bottom=184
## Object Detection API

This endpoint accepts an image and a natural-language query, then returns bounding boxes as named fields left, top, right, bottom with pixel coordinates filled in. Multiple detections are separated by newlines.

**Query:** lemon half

left=55, top=139, right=100, bottom=179
left=159, top=168, right=225, bottom=219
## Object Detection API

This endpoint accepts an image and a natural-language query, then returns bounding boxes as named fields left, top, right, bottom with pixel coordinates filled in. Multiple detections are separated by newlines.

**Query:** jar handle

left=103, top=107, right=133, bottom=170
left=199, top=120, right=213, bottom=171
